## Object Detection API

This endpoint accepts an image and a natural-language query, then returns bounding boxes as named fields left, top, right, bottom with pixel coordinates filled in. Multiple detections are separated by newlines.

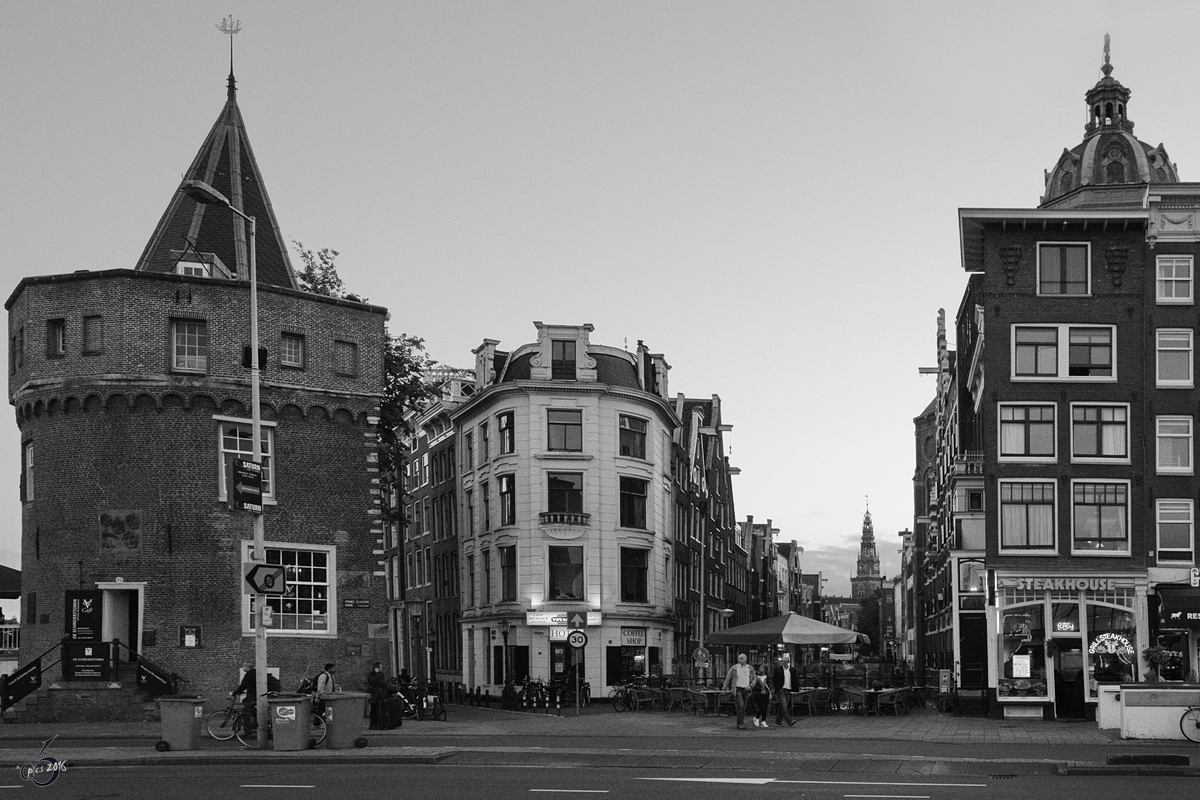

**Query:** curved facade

left=7, top=269, right=387, bottom=714
left=452, top=323, right=678, bottom=692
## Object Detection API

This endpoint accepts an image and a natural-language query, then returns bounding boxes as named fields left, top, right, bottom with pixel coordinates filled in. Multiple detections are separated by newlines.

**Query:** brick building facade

left=932, top=42, right=1200, bottom=719
left=7, top=72, right=388, bottom=718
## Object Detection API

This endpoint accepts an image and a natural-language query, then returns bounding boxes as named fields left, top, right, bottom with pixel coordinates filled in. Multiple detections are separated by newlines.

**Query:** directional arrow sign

left=231, top=459, right=263, bottom=513
left=568, top=613, right=587, bottom=630
left=244, top=563, right=287, bottom=595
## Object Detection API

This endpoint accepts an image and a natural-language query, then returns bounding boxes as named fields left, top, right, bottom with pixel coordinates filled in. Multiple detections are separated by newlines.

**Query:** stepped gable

left=1041, top=35, right=1179, bottom=207
left=133, top=72, right=297, bottom=289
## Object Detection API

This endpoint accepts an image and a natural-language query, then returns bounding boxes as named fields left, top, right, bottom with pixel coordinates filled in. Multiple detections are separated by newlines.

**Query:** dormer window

left=176, top=261, right=210, bottom=277
left=551, top=340, right=576, bottom=379
left=170, top=250, right=232, bottom=280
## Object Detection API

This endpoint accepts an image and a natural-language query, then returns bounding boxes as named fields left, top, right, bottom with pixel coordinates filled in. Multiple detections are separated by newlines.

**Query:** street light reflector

left=180, top=179, right=231, bottom=207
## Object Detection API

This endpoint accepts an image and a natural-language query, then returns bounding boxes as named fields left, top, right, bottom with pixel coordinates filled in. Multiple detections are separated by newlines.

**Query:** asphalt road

left=17, top=763, right=1193, bottom=799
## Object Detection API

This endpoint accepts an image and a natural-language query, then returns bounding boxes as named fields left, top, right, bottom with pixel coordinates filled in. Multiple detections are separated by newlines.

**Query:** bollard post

left=556, top=694, right=562, bottom=716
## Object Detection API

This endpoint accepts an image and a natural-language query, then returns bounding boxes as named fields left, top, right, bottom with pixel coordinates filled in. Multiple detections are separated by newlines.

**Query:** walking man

left=772, top=656, right=799, bottom=727
left=721, top=653, right=754, bottom=730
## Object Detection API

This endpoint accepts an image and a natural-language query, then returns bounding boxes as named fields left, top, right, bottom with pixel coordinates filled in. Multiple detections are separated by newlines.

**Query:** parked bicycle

left=550, top=677, right=591, bottom=707
left=205, top=698, right=247, bottom=741
left=519, top=678, right=548, bottom=710
left=229, top=692, right=327, bottom=748
left=1181, top=704, right=1200, bottom=742
left=420, top=684, right=448, bottom=721
left=608, top=681, right=636, bottom=712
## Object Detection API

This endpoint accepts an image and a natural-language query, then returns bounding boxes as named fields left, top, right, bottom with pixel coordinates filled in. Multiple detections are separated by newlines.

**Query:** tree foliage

left=289, top=241, right=438, bottom=505
left=378, top=333, right=440, bottom=480
left=292, top=239, right=346, bottom=298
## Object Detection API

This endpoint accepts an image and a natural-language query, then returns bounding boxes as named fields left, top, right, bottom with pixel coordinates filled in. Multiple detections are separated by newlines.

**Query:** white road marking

left=638, top=778, right=776, bottom=785
left=776, top=780, right=987, bottom=788
left=240, top=785, right=315, bottom=789
left=640, top=778, right=986, bottom=788
left=844, top=796, right=931, bottom=799
left=529, top=791, right=609, bottom=794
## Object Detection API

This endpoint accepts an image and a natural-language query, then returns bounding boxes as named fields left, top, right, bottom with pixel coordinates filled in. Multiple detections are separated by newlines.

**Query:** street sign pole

left=247, top=214, right=268, bottom=750
left=179, top=179, right=268, bottom=748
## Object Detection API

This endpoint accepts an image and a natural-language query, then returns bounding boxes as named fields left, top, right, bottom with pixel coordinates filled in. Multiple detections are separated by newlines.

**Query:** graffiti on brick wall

left=338, top=570, right=370, bottom=590
left=99, top=511, right=142, bottom=552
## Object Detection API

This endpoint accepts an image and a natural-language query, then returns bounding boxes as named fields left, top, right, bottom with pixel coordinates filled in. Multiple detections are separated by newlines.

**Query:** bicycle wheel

left=1181, top=707, right=1200, bottom=743
left=401, top=698, right=419, bottom=719
left=233, top=712, right=257, bottom=747
left=308, top=713, right=327, bottom=747
left=206, top=708, right=238, bottom=741
left=430, top=698, right=447, bottom=721
left=608, top=688, right=626, bottom=711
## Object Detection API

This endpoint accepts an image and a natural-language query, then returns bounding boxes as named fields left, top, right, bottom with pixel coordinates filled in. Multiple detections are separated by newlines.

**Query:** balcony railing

left=0, top=624, right=19, bottom=652
left=953, top=452, right=984, bottom=475
left=539, top=511, right=591, bottom=526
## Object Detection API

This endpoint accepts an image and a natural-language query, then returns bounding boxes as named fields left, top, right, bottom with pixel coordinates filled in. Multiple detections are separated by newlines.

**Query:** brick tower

left=6, top=69, right=388, bottom=720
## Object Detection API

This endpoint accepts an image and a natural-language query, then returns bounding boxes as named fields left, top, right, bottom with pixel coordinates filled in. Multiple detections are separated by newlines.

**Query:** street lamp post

left=179, top=179, right=267, bottom=747
left=498, top=619, right=511, bottom=686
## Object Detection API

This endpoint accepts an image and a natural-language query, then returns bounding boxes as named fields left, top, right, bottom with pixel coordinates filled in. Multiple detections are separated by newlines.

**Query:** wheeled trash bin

left=156, top=696, right=205, bottom=751
left=266, top=693, right=312, bottom=751
left=319, top=691, right=370, bottom=748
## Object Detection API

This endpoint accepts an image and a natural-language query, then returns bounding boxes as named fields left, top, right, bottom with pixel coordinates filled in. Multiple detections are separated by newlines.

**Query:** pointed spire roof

left=134, top=71, right=297, bottom=289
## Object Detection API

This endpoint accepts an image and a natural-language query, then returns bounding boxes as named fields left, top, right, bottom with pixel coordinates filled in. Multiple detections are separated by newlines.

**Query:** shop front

left=1152, top=583, right=1200, bottom=681
left=990, top=573, right=1147, bottom=720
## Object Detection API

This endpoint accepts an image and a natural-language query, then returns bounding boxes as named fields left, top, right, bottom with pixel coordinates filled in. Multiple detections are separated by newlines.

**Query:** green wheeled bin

left=266, top=693, right=312, bottom=751
left=319, top=691, right=370, bottom=748
left=156, top=696, right=205, bottom=752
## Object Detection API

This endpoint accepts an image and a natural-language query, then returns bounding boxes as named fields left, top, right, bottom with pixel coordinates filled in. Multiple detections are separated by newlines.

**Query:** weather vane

left=217, top=15, right=242, bottom=75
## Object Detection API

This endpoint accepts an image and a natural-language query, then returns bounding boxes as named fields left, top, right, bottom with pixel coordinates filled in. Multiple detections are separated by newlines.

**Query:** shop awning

left=1156, top=586, right=1200, bottom=629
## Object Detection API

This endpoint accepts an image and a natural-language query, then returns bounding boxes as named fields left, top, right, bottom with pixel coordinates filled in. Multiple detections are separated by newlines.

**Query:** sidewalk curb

left=1058, top=765, right=1200, bottom=777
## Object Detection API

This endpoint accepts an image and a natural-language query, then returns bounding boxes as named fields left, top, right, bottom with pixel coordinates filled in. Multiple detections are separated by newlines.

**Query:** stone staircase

left=4, top=680, right=160, bottom=724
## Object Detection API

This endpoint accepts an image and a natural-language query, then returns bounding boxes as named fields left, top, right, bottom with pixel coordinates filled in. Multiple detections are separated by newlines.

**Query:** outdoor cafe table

left=696, top=689, right=727, bottom=715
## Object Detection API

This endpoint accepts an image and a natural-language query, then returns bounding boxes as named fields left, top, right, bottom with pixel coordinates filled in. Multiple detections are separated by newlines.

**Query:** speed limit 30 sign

left=567, top=630, right=588, bottom=649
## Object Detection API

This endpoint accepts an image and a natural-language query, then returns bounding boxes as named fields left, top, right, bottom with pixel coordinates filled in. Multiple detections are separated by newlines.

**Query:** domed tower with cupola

left=1041, top=34, right=1180, bottom=208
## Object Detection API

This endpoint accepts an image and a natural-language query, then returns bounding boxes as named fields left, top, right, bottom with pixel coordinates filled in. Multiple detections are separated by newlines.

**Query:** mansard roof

left=133, top=73, right=297, bottom=289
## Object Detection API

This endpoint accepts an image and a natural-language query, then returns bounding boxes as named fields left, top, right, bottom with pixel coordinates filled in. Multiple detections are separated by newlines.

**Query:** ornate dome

left=1041, top=36, right=1179, bottom=206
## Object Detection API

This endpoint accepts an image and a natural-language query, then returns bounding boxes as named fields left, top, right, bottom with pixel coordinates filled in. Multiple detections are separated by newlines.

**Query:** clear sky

left=2, top=1, right=1194, bottom=594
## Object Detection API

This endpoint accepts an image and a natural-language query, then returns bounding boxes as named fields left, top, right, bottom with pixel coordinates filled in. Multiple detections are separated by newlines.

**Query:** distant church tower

left=850, top=508, right=883, bottom=599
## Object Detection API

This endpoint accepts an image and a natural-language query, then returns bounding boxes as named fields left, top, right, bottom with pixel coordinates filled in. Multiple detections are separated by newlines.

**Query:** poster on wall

left=64, top=590, right=102, bottom=642
left=1012, top=654, right=1032, bottom=679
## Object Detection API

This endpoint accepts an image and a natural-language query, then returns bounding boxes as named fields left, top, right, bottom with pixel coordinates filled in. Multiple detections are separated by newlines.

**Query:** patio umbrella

left=705, top=612, right=870, bottom=646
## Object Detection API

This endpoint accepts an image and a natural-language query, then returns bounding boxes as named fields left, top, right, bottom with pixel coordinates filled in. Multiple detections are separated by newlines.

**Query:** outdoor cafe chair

left=813, top=687, right=837, bottom=714
left=876, top=689, right=906, bottom=716
left=791, top=688, right=815, bottom=716
left=667, top=686, right=690, bottom=712
left=842, top=687, right=866, bottom=715
left=687, top=688, right=711, bottom=717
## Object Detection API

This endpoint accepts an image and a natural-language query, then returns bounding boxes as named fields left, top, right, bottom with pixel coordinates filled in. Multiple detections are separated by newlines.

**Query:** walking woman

left=751, top=664, right=772, bottom=727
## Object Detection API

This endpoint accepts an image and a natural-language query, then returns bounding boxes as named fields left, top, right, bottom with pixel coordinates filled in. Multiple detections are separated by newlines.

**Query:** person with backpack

left=311, top=663, right=335, bottom=715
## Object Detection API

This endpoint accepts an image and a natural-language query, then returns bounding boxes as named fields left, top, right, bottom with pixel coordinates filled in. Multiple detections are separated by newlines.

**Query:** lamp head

left=180, top=179, right=231, bottom=208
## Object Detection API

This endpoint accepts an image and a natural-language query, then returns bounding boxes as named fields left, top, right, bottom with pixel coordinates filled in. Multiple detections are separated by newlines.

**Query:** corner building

left=953, top=44, right=1200, bottom=720
left=7, top=73, right=387, bottom=719
left=456, top=323, right=677, bottom=693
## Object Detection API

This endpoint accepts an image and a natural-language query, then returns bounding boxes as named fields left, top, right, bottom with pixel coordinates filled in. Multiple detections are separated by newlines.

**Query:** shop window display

left=1086, top=605, right=1138, bottom=689
left=998, top=605, right=1048, bottom=697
